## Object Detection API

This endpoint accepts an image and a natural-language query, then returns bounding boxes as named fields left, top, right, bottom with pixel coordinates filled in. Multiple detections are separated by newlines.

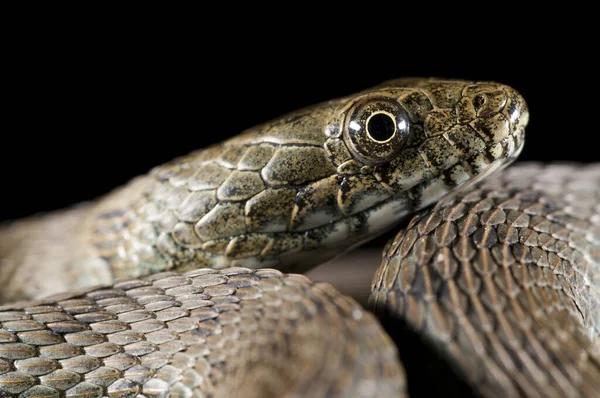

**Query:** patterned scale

left=372, top=163, right=600, bottom=397
left=0, top=268, right=403, bottom=397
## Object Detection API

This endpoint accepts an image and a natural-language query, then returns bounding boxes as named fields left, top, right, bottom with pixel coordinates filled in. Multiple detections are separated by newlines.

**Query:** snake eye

left=343, top=98, right=410, bottom=165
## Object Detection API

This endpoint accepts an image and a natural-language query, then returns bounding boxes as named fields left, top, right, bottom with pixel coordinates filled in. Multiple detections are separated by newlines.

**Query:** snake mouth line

left=436, top=157, right=508, bottom=205
left=363, top=125, right=525, bottom=215
left=434, top=128, right=526, bottom=201
left=331, top=127, right=524, bottom=225
left=283, top=124, right=526, bottom=237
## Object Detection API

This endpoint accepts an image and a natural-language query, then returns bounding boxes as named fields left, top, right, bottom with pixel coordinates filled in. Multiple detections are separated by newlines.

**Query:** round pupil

left=367, top=113, right=396, bottom=142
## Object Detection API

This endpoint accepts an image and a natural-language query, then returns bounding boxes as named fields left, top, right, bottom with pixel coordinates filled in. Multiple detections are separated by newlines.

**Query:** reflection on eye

left=349, top=120, right=362, bottom=132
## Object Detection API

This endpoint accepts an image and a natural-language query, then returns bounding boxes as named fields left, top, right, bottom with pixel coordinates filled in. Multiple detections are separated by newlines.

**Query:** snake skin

left=372, top=163, right=600, bottom=397
left=0, top=268, right=402, bottom=397
left=0, top=78, right=534, bottom=397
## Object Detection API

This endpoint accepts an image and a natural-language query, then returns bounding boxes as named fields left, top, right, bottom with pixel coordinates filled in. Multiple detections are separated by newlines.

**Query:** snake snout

left=457, top=83, right=529, bottom=165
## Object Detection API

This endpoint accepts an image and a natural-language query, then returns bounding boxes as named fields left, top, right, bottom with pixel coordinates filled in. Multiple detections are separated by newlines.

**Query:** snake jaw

left=262, top=80, right=529, bottom=272
left=285, top=80, right=528, bottom=267
left=344, top=80, right=528, bottom=213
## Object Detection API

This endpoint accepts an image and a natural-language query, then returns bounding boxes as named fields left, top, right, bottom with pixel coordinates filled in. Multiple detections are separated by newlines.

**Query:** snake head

left=329, top=78, right=529, bottom=203
left=286, top=78, right=529, bottom=267
left=94, top=78, right=528, bottom=277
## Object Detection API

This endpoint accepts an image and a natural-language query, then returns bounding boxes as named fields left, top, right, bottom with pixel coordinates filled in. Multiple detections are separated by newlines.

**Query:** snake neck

left=0, top=203, right=110, bottom=304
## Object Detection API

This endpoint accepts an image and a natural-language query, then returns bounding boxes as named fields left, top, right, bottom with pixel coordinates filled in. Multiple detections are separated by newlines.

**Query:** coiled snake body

left=0, top=78, right=597, bottom=397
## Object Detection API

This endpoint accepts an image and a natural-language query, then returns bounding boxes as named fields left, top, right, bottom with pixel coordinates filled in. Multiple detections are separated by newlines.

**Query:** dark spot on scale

left=339, top=177, right=353, bottom=195
left=294, top=192, right=308, bottom=210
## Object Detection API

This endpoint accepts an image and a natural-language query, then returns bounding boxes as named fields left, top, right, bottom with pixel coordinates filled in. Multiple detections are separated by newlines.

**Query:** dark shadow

left=379, top=314, right=481, bottom=397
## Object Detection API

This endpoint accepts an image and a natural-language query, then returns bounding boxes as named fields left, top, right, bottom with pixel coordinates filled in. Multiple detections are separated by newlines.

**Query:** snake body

left=373, top=162, right=600, bottom=397
left=2, top=78, right=595, bottom=397
left=0, top=268, right=402, bottom=397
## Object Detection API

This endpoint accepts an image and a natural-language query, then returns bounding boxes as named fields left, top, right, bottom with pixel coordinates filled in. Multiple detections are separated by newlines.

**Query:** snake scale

left=0, top=78, right=598, bottom=397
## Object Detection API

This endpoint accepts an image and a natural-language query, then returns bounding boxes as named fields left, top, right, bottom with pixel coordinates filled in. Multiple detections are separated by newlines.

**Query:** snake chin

left=439, top=157, right=514, bottom=204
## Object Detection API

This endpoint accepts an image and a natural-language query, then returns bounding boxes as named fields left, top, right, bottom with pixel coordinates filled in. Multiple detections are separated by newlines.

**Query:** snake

left=0, top=77, right=597, bottom=398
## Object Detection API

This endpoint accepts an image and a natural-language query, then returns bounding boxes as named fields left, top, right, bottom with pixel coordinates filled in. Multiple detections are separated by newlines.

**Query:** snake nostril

left=472, top=94, right=485, bottom=110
